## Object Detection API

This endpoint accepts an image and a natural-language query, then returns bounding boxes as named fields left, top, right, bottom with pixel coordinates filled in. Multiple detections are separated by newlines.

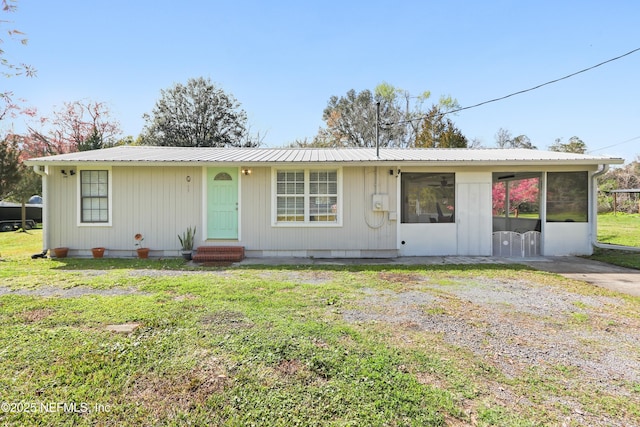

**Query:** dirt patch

left=129, top=355, right=230, bottom=418
left=19, top=308, right=55, bottom=322
left=128, top=269, right=232, bottom=278
left=0, top=285, right=147, bottom=298
left=378, top=271, right=424, bottom=285
left=276, top=359, right=304, bottom=376
left=172, top=293, right=199, bottom=302
left=259, top=270, right=335, bottom=285
left=200, top=310, right=254, bottom=333
left=105, top=323, right=141, bottom=333
left=291, top=270, right=335, bottom=285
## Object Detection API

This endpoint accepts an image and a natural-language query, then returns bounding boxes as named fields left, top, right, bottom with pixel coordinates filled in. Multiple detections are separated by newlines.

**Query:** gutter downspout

left=32, top=165, right=49, bottom=252
left=591, top=164, right=640, bottom=252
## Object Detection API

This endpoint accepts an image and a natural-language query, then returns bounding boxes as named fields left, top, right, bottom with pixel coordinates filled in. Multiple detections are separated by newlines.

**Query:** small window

left=546, top=172, right=588, bottom=222
left=80, top=170, right=109, bottom=223
left=214, top=172, right=232, bottom=181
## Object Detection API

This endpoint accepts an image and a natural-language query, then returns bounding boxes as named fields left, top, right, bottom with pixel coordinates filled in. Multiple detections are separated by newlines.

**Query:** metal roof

left=24, top=145, right=624, bottom=166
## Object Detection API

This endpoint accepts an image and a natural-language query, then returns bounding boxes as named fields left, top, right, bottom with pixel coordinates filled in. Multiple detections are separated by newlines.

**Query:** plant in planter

left=91, top=247, right=105, bottom=258
left=134, top=233, right=149, bottom=259
left=178, top=226, right=196, bottom=260
left=53, top=247, right=69, bottom=258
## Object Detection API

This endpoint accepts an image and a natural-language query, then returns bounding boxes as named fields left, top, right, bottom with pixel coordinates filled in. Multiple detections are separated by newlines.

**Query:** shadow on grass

left=587, top=248, right=640, bottom=270
left=51, top=257, right=537, bottom=274
left=51, top=257, right=196, bottom=271
left=238, top=262, right=538, bottom=274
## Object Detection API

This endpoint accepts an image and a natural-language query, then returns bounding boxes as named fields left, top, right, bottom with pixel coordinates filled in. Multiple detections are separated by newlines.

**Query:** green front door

left=207, top=168, right=238, bottom=239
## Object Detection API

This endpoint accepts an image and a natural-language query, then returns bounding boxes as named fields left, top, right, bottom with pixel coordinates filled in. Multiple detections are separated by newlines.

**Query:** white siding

left=399, top=224, right=457, bottom=256
left=239, top=166, right=397, bottom=256
left=543, top=222, right=592, bottom=255
left=47, top=166, right=203, bottom=256
left=42, top=162, right=600, bottom=258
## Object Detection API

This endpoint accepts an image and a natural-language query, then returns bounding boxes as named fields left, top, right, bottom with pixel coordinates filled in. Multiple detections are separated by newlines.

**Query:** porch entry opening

left=207, top=168, right=238, bottom=240
left=492, top=172, right=541, bottom=257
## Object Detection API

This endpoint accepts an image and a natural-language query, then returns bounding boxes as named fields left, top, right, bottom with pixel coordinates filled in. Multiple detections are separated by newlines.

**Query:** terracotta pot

left=91, top=247, right=105, bottom=258
left=137, top=248, right=150, bottom=259
left=53, top=247, right=69, bottom=258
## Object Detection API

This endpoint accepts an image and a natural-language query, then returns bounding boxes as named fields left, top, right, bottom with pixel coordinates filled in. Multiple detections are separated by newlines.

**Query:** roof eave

left=24, top=158, right=626, bottom=168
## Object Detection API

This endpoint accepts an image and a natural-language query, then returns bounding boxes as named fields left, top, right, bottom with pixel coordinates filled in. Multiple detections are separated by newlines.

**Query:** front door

left=207, top=168, right=238, bottom=239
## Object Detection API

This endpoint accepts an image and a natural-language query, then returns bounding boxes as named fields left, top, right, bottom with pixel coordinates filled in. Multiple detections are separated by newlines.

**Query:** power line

left=588, top=136, right=640, bottom=153
left=384, top=47, right=640, bottom=127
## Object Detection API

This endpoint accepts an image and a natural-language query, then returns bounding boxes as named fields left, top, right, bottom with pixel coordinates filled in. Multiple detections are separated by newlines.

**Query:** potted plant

left=91, top=247, right=105, bottom=258
left=53, top=247, right=69, bottom=258
left=134, top=233, right=149, bottom=259
left=178, top=226, right=196, bottom=260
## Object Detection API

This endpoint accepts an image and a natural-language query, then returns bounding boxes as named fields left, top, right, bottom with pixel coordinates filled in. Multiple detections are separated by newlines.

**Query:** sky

left=3, top=0, right=640, bottom=163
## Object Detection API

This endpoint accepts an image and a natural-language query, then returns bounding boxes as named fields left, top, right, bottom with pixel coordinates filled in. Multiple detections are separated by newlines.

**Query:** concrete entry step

left=193, top=246, right=245, bottom=263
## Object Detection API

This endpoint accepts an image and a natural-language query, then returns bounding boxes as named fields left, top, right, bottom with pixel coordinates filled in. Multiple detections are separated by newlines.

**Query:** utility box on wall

left=372, top=194, right=389, bottom=212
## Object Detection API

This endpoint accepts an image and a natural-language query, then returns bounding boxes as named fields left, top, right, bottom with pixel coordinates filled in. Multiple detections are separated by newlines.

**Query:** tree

left=599, top=160, right=640, bottom=214
left=316, top=83, right=441, bottom=148
left=142, top=77, right=255, bottom=147
left=414, top=105, right=468, bottom=148
left=314, top=83, right=465, bottom=148
left=549, top=136, right=587, bottom=154
left=0, top=134, right=40, bottom=230
left=492, top=178, right=540, bottom=216
left=51, top=100, right=121, bottom=151
left=494, top=128, right=536, bottom=149
left=0, top=134, right=20, bottom=198
left=78, top=126, right=102, bottom=152
left=289, top=135, right=335, bottom=148
left=0, top=0, right=34, bottom=78
left=24, top=100, right=121, bottom=154
left=495, top=128, right=511, bottom=148
left=1, top=0, right=35, bottom=125
left=17, top=130, right=67, bottom=159
left=5, top=162, right=40, bottom=230
left=316, top=88, right=403, bottom=147
left=375, top=82, right=433, bottom=147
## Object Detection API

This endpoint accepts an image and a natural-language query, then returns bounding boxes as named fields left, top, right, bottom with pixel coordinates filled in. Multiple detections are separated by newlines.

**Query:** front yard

left=0, top=231, right=639, bottom=426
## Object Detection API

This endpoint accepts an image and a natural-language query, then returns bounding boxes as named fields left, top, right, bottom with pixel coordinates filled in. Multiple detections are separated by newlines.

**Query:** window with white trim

left=80, top=170, right=109, bottom=223
left=275, top=169, right=340, bottom=225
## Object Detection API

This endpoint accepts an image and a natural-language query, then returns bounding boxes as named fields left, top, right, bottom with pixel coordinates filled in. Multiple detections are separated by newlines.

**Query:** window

left=275, top=169, right=340, bottom=225
left=546, top=171, right=588, bottom=222
left=401, top=173, right=455, bottom=223
left=80, top=170, right=109, bottom=223
left=276, top=170, right=305, bottom=222
left=492, top=176, right=540, bottom=218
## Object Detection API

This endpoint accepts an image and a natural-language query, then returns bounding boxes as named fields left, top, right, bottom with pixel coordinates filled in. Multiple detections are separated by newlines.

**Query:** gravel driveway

left=340, top=270, right=640, bottom=426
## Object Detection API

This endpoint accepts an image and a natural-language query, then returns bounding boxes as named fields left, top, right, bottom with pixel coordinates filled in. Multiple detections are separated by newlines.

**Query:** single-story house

left=25, top=146, right=623, bottom=259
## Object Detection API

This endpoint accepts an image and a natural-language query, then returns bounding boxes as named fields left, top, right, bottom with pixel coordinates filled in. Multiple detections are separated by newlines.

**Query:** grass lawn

left=1, top=230, right=639, bottom=426
left=592, top=213, right=640, bottom=269
left=597, top=212, right=640, bottom=247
